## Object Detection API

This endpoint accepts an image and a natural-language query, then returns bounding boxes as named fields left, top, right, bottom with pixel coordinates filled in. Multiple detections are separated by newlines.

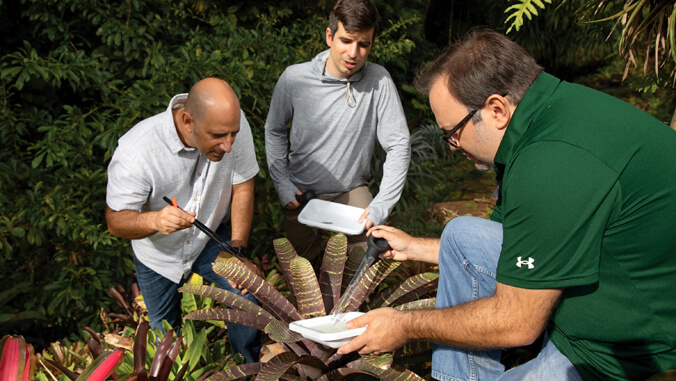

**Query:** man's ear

left=326, top=27, right=333, bottom=48
left=486, top=94, right=512, bottom=131
left=182, top=111, right=195, bottom=134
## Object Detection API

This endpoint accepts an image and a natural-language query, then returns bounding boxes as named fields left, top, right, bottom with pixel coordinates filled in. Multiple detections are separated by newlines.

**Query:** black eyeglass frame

left=440, top=93, right=508, bottom=148
left=440, top=108, right=478, bottom=148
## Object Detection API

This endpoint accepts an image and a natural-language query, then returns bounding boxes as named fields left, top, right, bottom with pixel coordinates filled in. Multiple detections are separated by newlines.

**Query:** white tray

left=297, top=199, right=366, bottom=235
left=289, top=312, right=366, bottom=348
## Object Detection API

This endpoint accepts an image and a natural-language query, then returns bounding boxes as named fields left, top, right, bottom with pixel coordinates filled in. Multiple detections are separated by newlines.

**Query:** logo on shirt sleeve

left=516, top=256, right=535, bottom=269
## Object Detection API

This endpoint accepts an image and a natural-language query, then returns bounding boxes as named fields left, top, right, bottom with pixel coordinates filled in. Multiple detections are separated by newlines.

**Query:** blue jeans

left=432, top=216, right=582, bottom=381
left=134, top=225, right=261, bottom=363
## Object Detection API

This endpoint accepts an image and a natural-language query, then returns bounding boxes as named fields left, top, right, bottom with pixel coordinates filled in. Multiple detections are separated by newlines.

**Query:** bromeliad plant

left=181, top=233, right=439, bottom=380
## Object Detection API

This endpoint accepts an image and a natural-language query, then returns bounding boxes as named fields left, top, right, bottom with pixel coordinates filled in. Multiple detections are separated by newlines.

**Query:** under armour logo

left=516, top=256, right=535, bottom=269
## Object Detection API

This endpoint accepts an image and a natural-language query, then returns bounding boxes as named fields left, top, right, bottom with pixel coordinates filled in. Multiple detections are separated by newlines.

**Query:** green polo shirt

left=491, top=73, right=676, bottom=380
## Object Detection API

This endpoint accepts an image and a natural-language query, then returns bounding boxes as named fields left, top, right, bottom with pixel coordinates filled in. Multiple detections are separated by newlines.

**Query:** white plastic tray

left=289, top=312, right=366, bottom=348
left=297, top=199, right=366, bottom=235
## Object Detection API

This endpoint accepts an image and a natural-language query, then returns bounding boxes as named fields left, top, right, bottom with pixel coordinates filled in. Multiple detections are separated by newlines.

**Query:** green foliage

left=505, top=0, right=553, bottom=33
left=0, top=0, right=418, bottom=341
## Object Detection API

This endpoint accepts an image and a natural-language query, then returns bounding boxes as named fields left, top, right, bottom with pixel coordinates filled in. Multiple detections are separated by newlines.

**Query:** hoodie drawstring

left=345, top=81, right=356, bottom=108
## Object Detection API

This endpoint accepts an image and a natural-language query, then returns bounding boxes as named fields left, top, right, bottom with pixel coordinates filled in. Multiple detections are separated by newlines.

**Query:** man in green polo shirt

left=337, top=28, right=676, bottom=380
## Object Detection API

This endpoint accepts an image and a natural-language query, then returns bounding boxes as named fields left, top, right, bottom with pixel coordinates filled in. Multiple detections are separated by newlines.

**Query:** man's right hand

left=155, top=205, right=196, bottom=235
left=284, top=189, right=303, bottom=210
left=367, top=226, right=414, bottom=262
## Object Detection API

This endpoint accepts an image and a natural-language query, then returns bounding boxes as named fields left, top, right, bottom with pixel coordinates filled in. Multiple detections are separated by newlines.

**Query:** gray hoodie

left=265, top=49, right=411, bottom=225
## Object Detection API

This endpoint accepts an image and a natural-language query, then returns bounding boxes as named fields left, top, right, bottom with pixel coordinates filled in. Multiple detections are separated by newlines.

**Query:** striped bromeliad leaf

left=394, top=298, right=437, bottom=311
left=0, top=335, right=35, bottom=381
left=214, top=252, right=303, bottom=322
left=179, top=284, right=275, bottom=321
left=345, top=353, right=425, bottom=381
left=273, top=237, right=300, bottom=306
left=289, top=257, right=325, bottom=319
left=318, top=234, right=348, bottom=314
left=254, top=352, right=328, bottom=381
left=264, top=320, right=305, bottom=343
left=395, top=340, right=433, bottom=358
left=204, top=362, right=262, bottom=380
left=74, top=348, right=126, bottom=381
left=368, top=272, right=439, bottom=310
left=338, top=259, right=400, bottom=314
left=341, top=246, right=365, bottom=293
left=185, top=308, right=276, bottom=331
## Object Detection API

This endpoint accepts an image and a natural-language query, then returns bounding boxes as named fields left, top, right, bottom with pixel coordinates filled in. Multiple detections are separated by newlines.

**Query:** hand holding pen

left=153, top=197, right=196, bottom=235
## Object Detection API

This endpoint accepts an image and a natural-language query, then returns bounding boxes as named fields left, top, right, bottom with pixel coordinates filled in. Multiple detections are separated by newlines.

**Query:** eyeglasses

left=440, top=93, right=508, bottom=148
left=440, top=108, right=478, bottom=148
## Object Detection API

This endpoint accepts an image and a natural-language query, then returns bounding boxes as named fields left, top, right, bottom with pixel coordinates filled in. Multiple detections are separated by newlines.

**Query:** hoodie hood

left=311, top=49, right=368, bottom=83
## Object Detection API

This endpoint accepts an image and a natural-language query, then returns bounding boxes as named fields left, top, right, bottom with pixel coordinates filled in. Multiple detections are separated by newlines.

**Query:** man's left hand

left=337, top=308, right=408, bottom=355
left=358, top=207, right=374, bottom=230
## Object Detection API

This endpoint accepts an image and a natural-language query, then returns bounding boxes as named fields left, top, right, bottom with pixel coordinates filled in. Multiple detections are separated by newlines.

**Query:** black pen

left=162, top=196, right=244, bottom=260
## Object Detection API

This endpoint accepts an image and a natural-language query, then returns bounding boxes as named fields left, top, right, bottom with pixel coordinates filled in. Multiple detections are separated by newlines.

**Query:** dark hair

left=329, top=0, right=379, bottom=39
left=414, top=28, right=543, bottom=112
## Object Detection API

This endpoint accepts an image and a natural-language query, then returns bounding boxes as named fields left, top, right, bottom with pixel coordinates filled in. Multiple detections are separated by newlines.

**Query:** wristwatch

left=231, top=246, right=249, bottom=259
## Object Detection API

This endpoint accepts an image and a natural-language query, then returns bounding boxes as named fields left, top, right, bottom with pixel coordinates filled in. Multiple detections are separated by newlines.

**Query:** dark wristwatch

left=231, top=246, right=249, bottom=259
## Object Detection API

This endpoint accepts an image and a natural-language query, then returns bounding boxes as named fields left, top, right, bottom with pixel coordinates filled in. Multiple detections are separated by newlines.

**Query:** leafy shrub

left=0, top=0, right=418, bottom=340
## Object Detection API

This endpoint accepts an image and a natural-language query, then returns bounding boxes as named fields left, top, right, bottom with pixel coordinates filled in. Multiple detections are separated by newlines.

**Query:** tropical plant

left=0, top=334, right=36, bottom=381
left=180, top=234, right=438, bottom=380
left=504, top=0, right=676, bottom=127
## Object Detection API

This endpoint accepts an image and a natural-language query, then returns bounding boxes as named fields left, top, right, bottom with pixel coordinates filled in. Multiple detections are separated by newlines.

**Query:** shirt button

left=194, top=198, right=198, bottom=202
left=197, top=172, right=202, bottom=176
left=186, top=241, right=191, bottom=245
left=182, top=260, right=188, bottom=264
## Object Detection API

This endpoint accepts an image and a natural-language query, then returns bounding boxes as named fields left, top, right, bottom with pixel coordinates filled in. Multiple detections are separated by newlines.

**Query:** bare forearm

left=106, top=207, right=159, bottom=239
left=407, top=237, right=441, bottom=264
left=230, top=178, right=254, bottom=247
left=339, top=284, right=562, bottom=355
left=402, top=286, right=561, bottom=349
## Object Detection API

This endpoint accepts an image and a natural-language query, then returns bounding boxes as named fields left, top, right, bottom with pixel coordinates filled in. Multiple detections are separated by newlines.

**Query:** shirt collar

left=493, top=72, right=561, bottom=168
left=163, top=93, right=197, bottom=154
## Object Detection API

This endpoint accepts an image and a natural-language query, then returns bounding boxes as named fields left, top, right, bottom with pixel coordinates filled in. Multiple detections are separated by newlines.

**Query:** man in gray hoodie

left=265, top=0, right=411, bottom=269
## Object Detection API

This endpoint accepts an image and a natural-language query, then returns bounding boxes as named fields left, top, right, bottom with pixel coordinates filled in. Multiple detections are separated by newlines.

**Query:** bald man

left=106, top=78, right=261, bottom=362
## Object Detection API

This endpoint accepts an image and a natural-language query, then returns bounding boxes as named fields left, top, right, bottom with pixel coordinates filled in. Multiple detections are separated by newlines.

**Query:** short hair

left=329, top=0, right=379, bottom=39
left=184, top=84, right=206, bottom=130
left=414, top=28, right=543, bottom=112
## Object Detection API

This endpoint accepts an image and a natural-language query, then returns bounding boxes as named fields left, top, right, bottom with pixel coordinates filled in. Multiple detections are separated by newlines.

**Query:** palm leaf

left=504, top=0, right=553, bottom=33
left=213, top=253, right=302, bottom=322
left=318, top=234, right=348, bottom=314
left=179, top=284, right=275, bottom=320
